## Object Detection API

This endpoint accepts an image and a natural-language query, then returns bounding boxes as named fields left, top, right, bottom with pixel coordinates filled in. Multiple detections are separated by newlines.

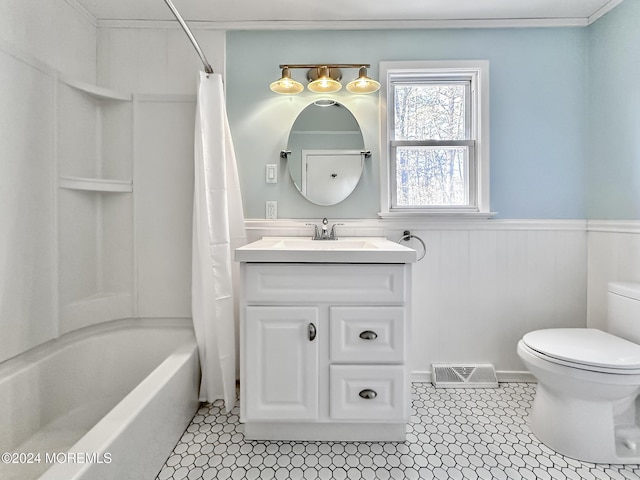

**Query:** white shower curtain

left=192, top=71, right=246, bottom=412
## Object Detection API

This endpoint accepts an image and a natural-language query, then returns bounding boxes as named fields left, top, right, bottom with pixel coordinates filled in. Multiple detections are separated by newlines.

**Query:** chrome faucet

left=321, top=217, right=329, bottom=238
left=306, top=218, right=343, bottom=240
left=330, top=222, right=343, bottom=239
left=306, top=222, right=321, bottom=240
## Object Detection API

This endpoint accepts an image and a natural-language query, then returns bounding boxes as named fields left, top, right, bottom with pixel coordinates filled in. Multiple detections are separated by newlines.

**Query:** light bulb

left=307, top=66, right=342, bottom=93
left=270, top=67, right=304, bottom=94
left=346, top=67, right=381, bottom=94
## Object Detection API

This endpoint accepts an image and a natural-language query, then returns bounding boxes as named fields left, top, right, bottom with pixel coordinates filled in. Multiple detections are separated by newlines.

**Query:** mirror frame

left=284, top=101, right=368, bottom=206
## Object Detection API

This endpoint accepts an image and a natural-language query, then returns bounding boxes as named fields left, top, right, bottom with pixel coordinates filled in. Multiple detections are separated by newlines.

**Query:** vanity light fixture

left=269, top=67, right=304, bottom=94
left=346, top=66, right=381, bottom=94
left=307, top=66, right=342, bottom=93
left=270, top=64, right=380, bottom=95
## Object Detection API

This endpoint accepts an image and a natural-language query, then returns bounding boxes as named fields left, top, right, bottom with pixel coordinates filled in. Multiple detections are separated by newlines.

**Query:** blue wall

left=587, top=0, right=640, bottom=220
left=227, top=27, right=588, bottom=219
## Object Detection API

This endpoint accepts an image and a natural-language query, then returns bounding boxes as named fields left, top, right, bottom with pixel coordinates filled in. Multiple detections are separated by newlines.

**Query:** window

left=380, top=61, right=490, bottom=216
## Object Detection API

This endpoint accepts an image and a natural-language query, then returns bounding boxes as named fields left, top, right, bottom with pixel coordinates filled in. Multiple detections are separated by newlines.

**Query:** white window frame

left=379, top=60, right=491, bottom=217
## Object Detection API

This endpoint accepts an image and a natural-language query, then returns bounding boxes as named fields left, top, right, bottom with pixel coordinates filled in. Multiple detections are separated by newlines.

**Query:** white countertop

left=234, top=237, right=417, bottom=264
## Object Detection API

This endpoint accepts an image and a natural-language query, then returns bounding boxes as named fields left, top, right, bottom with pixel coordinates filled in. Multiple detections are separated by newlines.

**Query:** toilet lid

left=522, top=328, right=640, bottom=371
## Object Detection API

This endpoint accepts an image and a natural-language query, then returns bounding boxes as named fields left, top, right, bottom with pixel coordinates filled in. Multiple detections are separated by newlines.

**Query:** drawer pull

left=359, top=389, right=377, bottom=400
left=308, top=323, right=317, bottom=341
left=359, top=330, right=378, bottom=340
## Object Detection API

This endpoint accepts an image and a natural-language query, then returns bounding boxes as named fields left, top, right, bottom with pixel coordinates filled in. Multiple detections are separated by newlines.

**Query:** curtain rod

left=163, top=0, right=214, bottom=74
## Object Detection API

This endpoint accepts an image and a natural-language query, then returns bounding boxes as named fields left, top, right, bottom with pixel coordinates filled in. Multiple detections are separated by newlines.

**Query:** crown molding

left=97, top=17, right=590, bottom=31
left=588, top=0, right=625, bottom=24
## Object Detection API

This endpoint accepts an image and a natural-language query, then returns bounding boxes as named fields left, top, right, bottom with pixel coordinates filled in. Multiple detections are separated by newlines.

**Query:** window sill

left=378, top=211, right=497, bottom=220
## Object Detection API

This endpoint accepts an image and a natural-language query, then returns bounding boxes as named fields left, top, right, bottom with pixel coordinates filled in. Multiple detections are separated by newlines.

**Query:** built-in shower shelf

left=58, top=74, right=132, bottom=102
left=59, top=176, right=132, bottom=193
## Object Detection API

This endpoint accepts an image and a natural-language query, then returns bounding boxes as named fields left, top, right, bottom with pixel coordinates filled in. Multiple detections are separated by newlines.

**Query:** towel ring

left=398, top=230, right=426, bottom=261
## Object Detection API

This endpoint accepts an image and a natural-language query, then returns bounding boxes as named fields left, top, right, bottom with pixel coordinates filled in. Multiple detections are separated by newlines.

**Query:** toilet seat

left=522, top=328, right=640, bottom=374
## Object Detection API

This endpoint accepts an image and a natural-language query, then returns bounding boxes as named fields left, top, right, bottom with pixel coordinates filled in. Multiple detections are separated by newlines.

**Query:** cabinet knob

left=359, top=330, right=378, bottom=340
left=359, top=389, right=378, bottom=400
left=308, top=323, right=317, bottom=341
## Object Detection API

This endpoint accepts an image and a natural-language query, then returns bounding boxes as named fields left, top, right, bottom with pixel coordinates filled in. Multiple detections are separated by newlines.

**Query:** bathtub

left=0, top=318, right=200, bottom=480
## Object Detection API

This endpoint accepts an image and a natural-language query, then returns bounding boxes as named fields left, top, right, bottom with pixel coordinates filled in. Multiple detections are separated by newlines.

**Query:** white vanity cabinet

left=244, top=305, right=319, bottom=421
left=238, top=261, right=412, bottom=441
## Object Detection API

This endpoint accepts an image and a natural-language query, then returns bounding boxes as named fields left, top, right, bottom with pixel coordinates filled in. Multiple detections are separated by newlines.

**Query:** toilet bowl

left=518, top=282, right=640, bottom=464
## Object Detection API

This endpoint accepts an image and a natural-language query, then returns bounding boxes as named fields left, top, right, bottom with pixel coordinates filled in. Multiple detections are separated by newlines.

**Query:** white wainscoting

left=245, top=219, right=588, bottom=381
left=587, top=221, right=640, bottom=330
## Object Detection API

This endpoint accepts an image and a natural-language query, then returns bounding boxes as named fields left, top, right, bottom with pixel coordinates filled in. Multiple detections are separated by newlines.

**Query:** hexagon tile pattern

left=156, top=383, right=640, bottom=480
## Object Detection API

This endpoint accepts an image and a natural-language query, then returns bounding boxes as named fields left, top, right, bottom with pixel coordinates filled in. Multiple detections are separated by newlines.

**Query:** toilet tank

left=607, top=282, right=640, bottom=344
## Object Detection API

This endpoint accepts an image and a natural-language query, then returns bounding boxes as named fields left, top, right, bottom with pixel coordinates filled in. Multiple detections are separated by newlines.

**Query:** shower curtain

left=192, top=71, right=246, bottom=412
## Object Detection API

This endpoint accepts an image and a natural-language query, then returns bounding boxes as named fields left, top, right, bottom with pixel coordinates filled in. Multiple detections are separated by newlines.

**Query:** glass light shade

left=346, top=67, right=381, bottom=94
left=270, top=68, right=304, bottom=94
left=307, top=67, right=342, bottom=93
left=307, top=77, right=342, bottom=93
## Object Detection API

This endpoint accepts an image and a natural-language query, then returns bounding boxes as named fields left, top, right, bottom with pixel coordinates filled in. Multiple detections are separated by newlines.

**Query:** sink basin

left=234, top=237, right=417, bottom=263
left=272, top=239, right=379, bottom=250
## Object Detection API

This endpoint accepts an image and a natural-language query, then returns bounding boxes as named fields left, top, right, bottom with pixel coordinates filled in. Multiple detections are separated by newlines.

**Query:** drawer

left=329, top=365, right=407, bottom=421
left=243, top=263, right=406, bottom=304
left=329, top=307, right=405, bottom=363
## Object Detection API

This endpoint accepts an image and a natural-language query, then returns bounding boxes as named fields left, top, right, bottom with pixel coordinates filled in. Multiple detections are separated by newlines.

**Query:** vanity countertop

left=234, top=236, right=417, bottom=264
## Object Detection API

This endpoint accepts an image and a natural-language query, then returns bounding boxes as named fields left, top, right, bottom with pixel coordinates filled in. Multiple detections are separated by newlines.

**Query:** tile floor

left=155, top=383, right=640, bottom=480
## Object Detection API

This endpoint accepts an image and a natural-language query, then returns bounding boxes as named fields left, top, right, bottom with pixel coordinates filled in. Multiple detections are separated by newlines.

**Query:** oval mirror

left=286, top=101, right=365, bottom=206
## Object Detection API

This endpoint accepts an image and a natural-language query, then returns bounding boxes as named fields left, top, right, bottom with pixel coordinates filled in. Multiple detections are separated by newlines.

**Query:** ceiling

left=76, top=0, right=623, bottom=26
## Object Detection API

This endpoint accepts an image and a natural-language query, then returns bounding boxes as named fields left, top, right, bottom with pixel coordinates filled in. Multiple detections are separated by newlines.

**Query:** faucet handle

left=305, top=223, right=320, bottom=240
left=330, top=223, right=344, bottom=239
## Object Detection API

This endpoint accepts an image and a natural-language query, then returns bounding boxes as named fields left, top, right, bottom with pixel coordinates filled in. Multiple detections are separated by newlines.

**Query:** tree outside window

left=380, top=61, right=490, bottom=216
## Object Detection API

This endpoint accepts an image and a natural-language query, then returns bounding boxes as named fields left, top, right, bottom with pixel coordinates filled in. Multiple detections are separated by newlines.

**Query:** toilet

left=517, top=282, right=640, bottom=464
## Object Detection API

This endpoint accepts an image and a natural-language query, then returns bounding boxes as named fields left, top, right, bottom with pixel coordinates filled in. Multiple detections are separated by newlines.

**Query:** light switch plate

left=266, top=164, right=277, bottom=183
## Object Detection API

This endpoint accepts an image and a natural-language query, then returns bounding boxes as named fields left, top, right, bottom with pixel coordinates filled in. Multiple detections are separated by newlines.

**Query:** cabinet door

left=245, top=306, right=319, bottom=421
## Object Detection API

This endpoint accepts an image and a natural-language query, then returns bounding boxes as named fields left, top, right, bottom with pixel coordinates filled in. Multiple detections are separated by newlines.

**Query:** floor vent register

left=431, top=363, right=498, bottom=388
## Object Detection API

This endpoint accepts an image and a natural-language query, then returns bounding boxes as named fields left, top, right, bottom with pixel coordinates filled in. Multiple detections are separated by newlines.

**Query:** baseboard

left=411, top=370, right=536, bottom=384
left=244, top=422, right=406, bottom=442
left=411, top=371, right=433, bottom=383
left=496, top=371, right=537, bottom=383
